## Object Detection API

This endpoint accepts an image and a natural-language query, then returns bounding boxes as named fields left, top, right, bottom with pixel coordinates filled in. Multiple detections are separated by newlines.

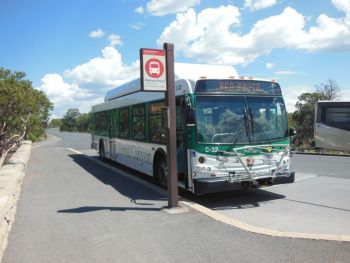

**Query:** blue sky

left=1, top=0, right=350, bottom=117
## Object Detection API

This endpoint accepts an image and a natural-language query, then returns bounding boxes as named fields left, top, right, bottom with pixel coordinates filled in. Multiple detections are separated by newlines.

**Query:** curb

left=0, top=141, right=32, bottom=261
left=180, top=201, right=350, bottom=242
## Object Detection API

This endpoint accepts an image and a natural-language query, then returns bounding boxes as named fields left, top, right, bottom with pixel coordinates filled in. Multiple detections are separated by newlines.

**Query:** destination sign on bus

left=195, top=80, right=281, bottom=95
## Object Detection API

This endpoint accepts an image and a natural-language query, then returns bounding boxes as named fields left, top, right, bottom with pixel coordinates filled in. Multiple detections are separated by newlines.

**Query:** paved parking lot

left=193, top=172, right=350, bottom=240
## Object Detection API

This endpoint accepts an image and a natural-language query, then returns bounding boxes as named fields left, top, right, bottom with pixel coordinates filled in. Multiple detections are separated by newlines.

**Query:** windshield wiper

left=248, top=107, right=272, bottom=145
left=229, top=108, right=250, bottom=145
left=228, top=107, right=272, bottom=147
left=243, top=107, right=251, bottom=141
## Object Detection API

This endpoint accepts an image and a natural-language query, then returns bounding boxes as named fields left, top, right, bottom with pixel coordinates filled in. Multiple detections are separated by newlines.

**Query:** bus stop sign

left=140, top=48, right=167, bottom=92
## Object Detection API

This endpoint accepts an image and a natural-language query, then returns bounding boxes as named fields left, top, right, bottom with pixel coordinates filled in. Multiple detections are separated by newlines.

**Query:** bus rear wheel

left=155, top=155, right=167, bottom=189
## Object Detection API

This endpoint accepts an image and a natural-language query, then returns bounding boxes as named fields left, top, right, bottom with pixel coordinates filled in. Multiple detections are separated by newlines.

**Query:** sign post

left=140, top=44, right=178, bottom=208
left=163, top=43, right=178, bottom=208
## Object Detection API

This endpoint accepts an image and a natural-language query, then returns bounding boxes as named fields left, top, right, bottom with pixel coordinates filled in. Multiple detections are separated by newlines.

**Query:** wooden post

left=164, top=43, right=178, bottom=208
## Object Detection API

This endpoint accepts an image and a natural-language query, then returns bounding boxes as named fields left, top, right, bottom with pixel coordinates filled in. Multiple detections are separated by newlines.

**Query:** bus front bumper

left=193, top=171, right=295, bottom=195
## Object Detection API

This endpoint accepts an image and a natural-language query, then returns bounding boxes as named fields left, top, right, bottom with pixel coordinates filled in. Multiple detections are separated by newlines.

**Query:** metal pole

left=164, top=43, right=178, bottom=208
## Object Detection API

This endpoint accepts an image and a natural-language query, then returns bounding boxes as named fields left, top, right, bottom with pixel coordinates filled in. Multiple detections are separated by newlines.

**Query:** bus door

left=176, top=97, right=189, bottom=189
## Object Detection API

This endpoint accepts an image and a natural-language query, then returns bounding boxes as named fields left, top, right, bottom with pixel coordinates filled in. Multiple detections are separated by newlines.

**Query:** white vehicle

left=91, top=63, right=295, bottom=195
left=314, top=101, right=350, bottom=151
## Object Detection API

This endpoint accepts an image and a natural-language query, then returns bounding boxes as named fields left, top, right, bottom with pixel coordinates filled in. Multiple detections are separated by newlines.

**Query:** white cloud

left=89, top=29, right=105, bottom=38
left=108, top=34, right=122, bottom=46
left=37, top=74, right=84, bottom=117
left=157, top=9, right=202, bottom=51
left=135, top=6, right=144, bottom=14
left=295, top=13, right=350, bottom=52
left=274, top=70, right=297, bottom=75
left=244, top=0, right=278, bottom=11
left=332, top=0, right=350, bottom=14
left=147, top=0, right=201, bottom=16
left=38, top=1, right=350, bottom=118
left=282, top=85, right=314, bottom=112
left=266, top=62, right=274, bottom=69
left=64, top=46, right=138, bottom=88
left=39, top=74, right=77, bottom=99
left=37, top=46, right=139, bottom=117
left=157, top=6, right=244, bottom=64
left=131, top=22, right=145, bottom=30
left=158, top=3, right=350, bottom=65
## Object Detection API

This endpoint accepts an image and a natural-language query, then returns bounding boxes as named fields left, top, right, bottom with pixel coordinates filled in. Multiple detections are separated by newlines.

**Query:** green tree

left=0, top=67, right=53, bottom=166
left=292, top=93, right=326, bottom=147
left=26, top=89, right=53, bottom=141
left=315, top=79, right=340, bottom=100
left=60, top=109, right=81, bottom=132
left=287, top=112, right=296, bottom=129
left=291, top=79, right=341, bottom=148
left=49, top=118, right=62, bottom=128
left=76, top=113, right=91, bottom=132
left=60, top=110, right=92, bottom=133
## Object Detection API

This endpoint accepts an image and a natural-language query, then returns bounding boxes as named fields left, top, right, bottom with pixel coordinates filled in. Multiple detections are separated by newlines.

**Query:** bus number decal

left=205, top=146, right=219, bottom=153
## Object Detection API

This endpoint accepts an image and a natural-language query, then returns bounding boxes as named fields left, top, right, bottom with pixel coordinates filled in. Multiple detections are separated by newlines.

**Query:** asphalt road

left=3, top=130, right=350, bottom=262
left=291, top=154, right=350, bottom=179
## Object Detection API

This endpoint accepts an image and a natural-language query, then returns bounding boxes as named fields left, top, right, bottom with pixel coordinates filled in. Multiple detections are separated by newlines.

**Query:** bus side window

left=132, top=105, right=145, bottom=141
left=95, top=111, right=108, bottom=137
left=149, top=101, right=166, bottom=143
left=119, top=108, right=130, bottom=139
left=113, top=109, right=119, bottom=138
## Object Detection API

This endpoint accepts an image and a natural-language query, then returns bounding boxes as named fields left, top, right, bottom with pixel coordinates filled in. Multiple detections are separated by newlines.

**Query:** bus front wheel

left=155, top=155, right=167, bottom=189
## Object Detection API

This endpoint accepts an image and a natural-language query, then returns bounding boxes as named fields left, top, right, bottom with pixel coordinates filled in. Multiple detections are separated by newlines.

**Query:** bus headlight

left=198, top=156, right=205, bottom=163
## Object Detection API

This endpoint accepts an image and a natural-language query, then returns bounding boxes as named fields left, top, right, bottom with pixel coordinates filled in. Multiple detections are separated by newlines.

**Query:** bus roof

left=104, top=63, right=238, bottom=102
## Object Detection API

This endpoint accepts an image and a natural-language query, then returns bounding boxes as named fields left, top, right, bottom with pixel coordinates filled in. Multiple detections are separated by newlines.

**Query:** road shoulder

left=0, top=141, right=31, bottom=261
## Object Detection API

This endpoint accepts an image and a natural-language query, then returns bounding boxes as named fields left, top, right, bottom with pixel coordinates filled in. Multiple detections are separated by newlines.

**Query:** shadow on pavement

left=65, top=154, right=285, bottom=214
left=194, top=189, right=285, bottom=211
left=57, top=154, right=167, bottom=214
left=58, top=206, right=161, bottom=213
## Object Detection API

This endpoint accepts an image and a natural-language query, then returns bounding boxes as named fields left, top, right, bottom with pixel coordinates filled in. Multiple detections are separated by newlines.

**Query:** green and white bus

left=91, top=63, right=295, bottom=195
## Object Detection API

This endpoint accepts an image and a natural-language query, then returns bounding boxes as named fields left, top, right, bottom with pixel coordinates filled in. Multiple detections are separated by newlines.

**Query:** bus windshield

left=196, top=96, right=288, bottom=144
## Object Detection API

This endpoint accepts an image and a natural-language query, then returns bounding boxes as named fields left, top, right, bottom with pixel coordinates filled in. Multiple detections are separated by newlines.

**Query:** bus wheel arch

left=99, top=139, right=106, bottom=161
left=153, top=149, right=167, bottom=189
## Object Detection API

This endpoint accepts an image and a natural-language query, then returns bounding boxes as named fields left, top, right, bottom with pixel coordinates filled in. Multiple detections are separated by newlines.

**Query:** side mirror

left=186, top=108, right=196, bottom=126
left=289, top=127, right=296, bottom=137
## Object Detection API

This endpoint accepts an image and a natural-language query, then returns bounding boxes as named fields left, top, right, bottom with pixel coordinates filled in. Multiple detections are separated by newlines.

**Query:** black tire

left=155, top=155, right=167, bottom=189
left=99, top=142, right=106, bottom=161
